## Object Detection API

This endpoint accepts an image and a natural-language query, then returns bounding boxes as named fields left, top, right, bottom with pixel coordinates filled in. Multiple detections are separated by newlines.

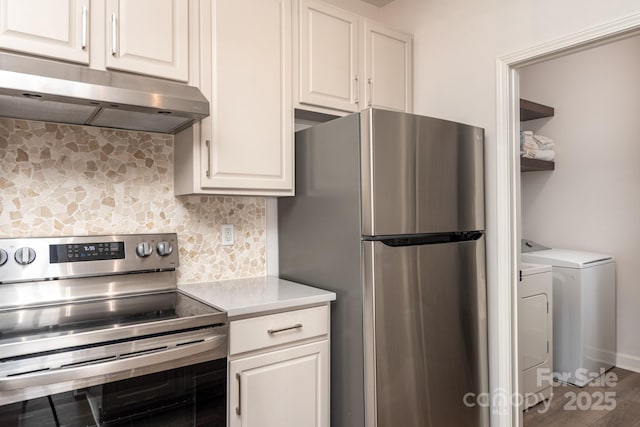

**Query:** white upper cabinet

left=174, top=0, right=294, bottom=196
left=0, top=0, right=190, bottom=81
left=0, top=0, right=90, bottom=63
left=298, top=0, right=359, bottom=112
left=363, top=20, right=412, bottom=112
left=296, top=0, right=412, bottom=114
left=106, top=0, right=189, bottom=81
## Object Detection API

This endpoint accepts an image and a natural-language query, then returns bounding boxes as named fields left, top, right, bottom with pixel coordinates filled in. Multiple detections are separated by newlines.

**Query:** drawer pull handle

left=267, top=323, right=303, bottom=335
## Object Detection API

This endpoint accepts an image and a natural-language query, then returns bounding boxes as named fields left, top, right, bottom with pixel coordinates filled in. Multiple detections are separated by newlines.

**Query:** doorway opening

left=496, top=15, right=640, bottom=427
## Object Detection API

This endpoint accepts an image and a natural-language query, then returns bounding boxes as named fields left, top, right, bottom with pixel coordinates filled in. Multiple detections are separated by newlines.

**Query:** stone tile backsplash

left=0, top=118, right=266, bottom=283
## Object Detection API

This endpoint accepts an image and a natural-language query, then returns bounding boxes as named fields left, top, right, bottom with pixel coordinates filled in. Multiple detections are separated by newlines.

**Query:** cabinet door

left=229, top=340, right=329, bottom=427
left=106, top=0, right=188, bottom=81
left=0, top=0, right=89, bottom=63
left=363, top=20, right=412, bottom=112
left=200, top=0, right=293, bottom=195
left=298, top=0, right=359, bottom=112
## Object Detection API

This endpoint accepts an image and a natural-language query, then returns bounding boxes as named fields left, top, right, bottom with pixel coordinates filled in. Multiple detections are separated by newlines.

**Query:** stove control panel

left=0, top=233, right=179, bottom=284
left=50, top=242, right=125, bottom=263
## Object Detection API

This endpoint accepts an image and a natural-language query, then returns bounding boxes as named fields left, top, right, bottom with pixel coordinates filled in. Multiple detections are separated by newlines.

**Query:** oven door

left=0, top=327, right=227, bottom=427
left=0, top=358, right=226, bottom=427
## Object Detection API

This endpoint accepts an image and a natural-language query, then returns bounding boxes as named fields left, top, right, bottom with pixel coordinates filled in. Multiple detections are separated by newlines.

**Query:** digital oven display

left=50, top=242, right=125, bottom=263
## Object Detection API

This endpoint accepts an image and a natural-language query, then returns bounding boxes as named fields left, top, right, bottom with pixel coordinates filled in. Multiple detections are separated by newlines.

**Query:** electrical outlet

left=221, top=224, right=235, bottom=246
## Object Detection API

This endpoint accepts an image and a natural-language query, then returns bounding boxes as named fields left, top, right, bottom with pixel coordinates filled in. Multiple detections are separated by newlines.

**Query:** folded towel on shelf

left=522, top=148, right=555, bottom=161
left=520, top=131, right=534, bottom=147
left=532, top=134, right=554, bottom=147
left=520, top=131, right=555, bottom=150
left=524, top=139, right=554, bottom=150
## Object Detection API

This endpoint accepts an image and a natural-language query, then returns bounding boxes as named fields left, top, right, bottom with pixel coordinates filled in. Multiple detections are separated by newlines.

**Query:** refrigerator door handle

left=372, top=231, right=483, bottom=247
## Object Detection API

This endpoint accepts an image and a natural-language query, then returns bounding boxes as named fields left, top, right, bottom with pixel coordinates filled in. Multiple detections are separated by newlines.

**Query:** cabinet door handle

left=367, top=77, right=373, bottom=107
left=111, top=13, right=117, bottom=56
left=267, top=323, right=303, bottom=334
left=81, top=5, right=88, bottom=50
left=205, top=140, right=211, bottom=178
left=235, top=373, right=242, bottom=415
left=354, top=74, right=360, bottom=105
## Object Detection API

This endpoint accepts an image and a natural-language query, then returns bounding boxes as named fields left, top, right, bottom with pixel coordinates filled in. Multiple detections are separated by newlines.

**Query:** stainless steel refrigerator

left=278, top=108, right=489, bottom=427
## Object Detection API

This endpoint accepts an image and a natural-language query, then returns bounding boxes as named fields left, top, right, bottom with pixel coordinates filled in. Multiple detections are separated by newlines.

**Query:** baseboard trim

left=616, top=353, right=640, bottom=373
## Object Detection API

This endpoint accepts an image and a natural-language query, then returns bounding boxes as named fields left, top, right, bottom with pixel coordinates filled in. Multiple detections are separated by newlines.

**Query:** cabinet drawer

left=230, top=306, right=328, bottom=355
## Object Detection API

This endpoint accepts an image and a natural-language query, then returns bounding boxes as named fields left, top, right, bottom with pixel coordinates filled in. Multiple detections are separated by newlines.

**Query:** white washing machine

left=522, top=240, right=616, bottom=387
left=519, top=263, right=553, bottom=409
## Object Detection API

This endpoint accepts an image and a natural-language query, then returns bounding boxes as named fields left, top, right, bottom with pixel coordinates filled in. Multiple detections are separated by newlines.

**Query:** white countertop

left=178, top=276, right=336, bottom=318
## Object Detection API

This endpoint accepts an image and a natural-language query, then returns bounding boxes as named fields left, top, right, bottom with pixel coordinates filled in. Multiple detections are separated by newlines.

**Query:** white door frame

left=495, top=12, right=640, bottom=427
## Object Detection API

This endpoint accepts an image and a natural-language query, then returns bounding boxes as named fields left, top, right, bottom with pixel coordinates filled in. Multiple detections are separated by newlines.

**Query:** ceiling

left=361, top=0, right=395, bottom=6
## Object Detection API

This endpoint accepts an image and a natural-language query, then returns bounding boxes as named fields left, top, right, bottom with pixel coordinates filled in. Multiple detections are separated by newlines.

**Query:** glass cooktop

left=0, top=291, right=225, bottom=357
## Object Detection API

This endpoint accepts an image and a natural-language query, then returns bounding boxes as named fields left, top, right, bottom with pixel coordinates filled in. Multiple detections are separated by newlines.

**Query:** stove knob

left=0, top=249, right=7, bottom=266
left=136, top=242, right=153, bottom=258
left=14, top=247, right=36, bottom=265
left=156, top=241, right=174, bottom=257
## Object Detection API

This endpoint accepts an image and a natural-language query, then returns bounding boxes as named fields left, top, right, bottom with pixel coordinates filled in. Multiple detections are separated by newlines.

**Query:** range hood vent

left=0, top=53, right=209, bottom=134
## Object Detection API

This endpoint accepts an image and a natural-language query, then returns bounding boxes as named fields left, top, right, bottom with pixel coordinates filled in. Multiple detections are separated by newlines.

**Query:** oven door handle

left=0, top=335, right=226, bottom=391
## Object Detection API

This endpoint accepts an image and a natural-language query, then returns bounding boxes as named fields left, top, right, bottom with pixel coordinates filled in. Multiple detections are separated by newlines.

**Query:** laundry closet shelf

left=520, top=99, right=554, bottom=121
left=521, top=157, right=555, bottom=172
left=520, top=98, right=555, bottom=172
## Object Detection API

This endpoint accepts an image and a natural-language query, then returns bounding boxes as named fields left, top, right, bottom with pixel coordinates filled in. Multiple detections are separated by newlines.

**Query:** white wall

left=372, top=0, right=640, bottom=423
left=519, top=34, right=640, bottom=370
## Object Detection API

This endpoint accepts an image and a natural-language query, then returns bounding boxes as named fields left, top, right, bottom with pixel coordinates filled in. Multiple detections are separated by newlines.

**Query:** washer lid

left=522, top=249, right=613, bottom=268
left=521, top=262, right=552, bottom=275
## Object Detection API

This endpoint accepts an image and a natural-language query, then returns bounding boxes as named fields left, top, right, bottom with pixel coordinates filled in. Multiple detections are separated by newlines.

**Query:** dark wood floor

left=524, top=367, right=640, bottom=427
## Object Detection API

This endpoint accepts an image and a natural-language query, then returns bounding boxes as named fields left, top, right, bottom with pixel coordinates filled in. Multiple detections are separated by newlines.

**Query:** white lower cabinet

left=229, top=340, right=329, bottom=427
left=228, top=305, right=330, bottom=427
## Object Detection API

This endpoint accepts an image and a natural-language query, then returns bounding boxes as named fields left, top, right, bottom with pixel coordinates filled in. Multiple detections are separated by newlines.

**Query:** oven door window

left=0, top=359, right=226, bottom=427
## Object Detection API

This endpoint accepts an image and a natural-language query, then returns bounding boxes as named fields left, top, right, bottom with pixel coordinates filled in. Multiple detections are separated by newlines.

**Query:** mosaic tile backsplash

left=0, top=118, right=266, bottom=283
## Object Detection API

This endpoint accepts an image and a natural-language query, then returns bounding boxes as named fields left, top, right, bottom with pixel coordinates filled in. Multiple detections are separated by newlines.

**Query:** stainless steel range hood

left=0, top=53, right=209, bottom=134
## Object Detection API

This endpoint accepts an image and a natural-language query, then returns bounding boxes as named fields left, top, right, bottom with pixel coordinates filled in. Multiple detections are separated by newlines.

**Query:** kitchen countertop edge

left=178, top=276, right=336, bottom=318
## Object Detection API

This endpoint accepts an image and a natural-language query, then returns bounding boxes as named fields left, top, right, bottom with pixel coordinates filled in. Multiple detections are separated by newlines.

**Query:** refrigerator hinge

left=519, top=270, right=522, bottom=282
